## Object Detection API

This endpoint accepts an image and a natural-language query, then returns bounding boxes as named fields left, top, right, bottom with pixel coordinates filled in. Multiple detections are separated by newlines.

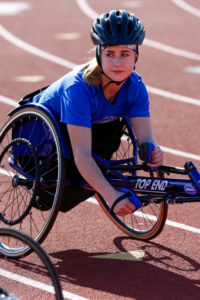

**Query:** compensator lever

left=184, top=161, right=200, bottom=194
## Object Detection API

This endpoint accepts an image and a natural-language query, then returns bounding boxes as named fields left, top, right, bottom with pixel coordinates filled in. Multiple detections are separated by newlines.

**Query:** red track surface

left=0, top=0, right=200, bottom=299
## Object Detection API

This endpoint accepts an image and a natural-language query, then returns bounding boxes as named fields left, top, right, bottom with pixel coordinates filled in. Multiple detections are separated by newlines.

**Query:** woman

left=33, top=10, right=163, bottom=217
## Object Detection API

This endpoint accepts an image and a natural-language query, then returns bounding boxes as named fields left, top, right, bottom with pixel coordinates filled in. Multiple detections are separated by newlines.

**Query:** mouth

left=112, top=70, right=124, bottom=73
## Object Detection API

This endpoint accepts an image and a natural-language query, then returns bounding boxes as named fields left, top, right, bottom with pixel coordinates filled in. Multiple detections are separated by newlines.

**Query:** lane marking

left=144, top=39, right=200, bottom=61
left=0, top=2, right=31, bottom=16
left=171, top=0, right=200, bottom=18
left=13, top=75, right=45, bottom=83
left=159, top=145, right=200, bottom=161
left=0, top=25, right=77, bottom=70
left=184, top=66, right=200, bottom=74
left=86, top=198, right=200, bottom=234
left=55, top=32, right=81, bottom=40
left=0, top=24, right=200, bottom=105
left=1, top=94, right=200, bottom=161
left=123, top=1, right=143, bottom=8
left=0, top=94, right=18, bottom=107
left=146, top=85, right=200, bottom=106
left=0, top=268, right=90, bottom=300
left=90, top=250, right=146, bottom=261
left=76, top=0, right=200, bottom=61
left=121, top=135, right=200, bottom=161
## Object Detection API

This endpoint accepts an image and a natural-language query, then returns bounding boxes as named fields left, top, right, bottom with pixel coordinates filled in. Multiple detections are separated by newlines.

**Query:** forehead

left=102, top=44, right=136, bottom=52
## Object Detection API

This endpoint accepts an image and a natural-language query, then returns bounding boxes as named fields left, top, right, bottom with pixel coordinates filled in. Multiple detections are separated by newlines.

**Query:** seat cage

left=8, top=103, right=70, bottom=159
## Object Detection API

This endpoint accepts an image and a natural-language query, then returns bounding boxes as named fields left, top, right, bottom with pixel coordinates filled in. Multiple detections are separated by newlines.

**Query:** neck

left=101, top=73, right=126, bottom=103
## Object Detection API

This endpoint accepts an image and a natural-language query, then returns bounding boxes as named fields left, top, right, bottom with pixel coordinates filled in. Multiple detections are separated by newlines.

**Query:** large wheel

left=0, top=107, right=66, bottom=258
left=0, top=228, right=63, bottom=299
left=96, top=117, right=168, bottom=240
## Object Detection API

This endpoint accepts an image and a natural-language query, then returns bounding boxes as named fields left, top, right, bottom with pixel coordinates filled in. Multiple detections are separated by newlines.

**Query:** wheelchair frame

left=0, top=103, right=200, bottom=258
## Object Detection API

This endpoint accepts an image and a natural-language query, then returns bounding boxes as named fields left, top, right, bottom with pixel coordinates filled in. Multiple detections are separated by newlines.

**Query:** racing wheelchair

left=0, top=90, right=200, bottom=259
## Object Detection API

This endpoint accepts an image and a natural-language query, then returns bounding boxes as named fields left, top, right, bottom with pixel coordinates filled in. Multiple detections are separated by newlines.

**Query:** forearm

left=74, top=152, right=118, bottom=204
left=139, top=135, right=158, bottom=147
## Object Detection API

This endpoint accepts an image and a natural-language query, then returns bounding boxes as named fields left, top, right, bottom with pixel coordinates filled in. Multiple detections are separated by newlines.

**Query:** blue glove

left=109, top=188, right=142, bottom=215
left=120, top=188, right=142, bottom=211
left=139, top=142, right=158, bottom=172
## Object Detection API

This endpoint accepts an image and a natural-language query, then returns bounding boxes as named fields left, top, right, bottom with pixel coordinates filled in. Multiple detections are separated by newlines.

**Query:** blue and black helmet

left=91, top=10, right=145, bottom=68
left=91, top=10, right=145, bottom=46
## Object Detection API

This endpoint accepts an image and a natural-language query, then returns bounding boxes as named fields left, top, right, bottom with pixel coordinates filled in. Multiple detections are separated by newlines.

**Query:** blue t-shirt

left=32, top=69, right=150, bottom=128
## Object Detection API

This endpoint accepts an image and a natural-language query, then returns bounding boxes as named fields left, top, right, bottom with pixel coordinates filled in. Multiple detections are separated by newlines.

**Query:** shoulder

left=126, top=71, right=148, bottom=99
left=128, top=71, right=144, bottom=87
left=49, top=69, right=95, bottom=98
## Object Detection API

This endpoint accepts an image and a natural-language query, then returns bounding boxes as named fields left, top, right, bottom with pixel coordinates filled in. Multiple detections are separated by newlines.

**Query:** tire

left=0, top=228, right=63, bottom=299
left=0, top=107, right=66, bottom=257
left=96, top=117, right=168, bottom=241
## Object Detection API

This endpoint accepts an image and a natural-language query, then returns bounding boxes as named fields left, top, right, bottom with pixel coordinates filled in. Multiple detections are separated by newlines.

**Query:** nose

left=113, top=55, right=122, bottom=67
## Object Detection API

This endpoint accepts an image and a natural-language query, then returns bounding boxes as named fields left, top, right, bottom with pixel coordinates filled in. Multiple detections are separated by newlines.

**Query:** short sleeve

left=60, top=85, right=92, bottom=128
left=126, top=81, right=150, bottom=118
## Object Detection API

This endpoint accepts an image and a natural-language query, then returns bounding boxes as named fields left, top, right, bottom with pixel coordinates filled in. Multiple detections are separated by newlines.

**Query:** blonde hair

left=74, top=51, right=102, bottom=88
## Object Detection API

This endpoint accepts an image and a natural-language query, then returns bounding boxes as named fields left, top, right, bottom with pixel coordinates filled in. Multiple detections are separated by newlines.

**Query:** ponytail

left=75, top=54, right=102, bottom=88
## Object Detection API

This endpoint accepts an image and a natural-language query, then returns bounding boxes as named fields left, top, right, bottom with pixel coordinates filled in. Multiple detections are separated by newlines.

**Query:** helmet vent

left=97, top=18, right=101, bottom=25
left=104, top=13, right=109, bottom=19
left=92, top=27, right=99, bottom=36
left=116, top=11, right=121, bottom=16
left=139, top=27, right=145, bottom=35
left=127, top=22, right=132, bottom=35
left=106, top=21, right=112, bottom=34
left=117, top=21, right=122, bottom=34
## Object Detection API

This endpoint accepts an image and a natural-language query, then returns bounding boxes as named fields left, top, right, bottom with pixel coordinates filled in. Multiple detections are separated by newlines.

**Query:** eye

left=106, top=53, right=113, bottom=57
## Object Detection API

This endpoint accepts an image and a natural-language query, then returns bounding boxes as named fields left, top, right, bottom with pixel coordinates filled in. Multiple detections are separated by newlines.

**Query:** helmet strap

left=95, top=68, right=128, bottom=99
left=95, top=45, right=134, bottom=99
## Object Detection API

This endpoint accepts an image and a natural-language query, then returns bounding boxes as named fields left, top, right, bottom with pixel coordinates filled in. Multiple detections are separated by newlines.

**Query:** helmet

left=91, top=10, right=145, bottom=68
left=91, top=10, right=145, bottom=46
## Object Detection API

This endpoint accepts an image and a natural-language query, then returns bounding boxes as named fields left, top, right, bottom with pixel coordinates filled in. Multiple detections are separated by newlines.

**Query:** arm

left=67, top=124, right=136, bottom=216
left=130, top=117, right=164, bottom=167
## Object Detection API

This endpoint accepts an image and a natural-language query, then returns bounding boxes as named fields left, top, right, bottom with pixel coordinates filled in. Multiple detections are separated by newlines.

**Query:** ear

left=96, top=45, right=102, bottom=68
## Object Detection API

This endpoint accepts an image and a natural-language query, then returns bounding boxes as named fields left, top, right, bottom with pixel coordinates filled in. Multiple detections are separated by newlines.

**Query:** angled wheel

left=0, top=228, right=63, bottom=299
left=0, top=106, right=66, bottom=258
left=96, top=117, right=168, bottom=240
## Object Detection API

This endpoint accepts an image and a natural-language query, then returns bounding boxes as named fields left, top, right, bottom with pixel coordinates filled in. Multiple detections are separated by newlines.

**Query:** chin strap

left=95, top=69, right=129, bottom=100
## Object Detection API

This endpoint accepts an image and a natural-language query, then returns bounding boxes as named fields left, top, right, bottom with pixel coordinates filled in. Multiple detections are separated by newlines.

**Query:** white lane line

left=86, top=198, right=200, bottom=234
left=0, top=2, right=31, bottom=16
left=76, top=0, right=200, bottom=61
left=160, top=145, right=200, bottom=161
left=0, top=25, right=77, bottom=70
left=0, top=95, right=18, bottom=107
left=0, top=268, right=89, bottom=300
left=13, top=75, right=46, bottom=82
left=146, top=85, right=200, bottom=106
left=144, top=39, right=200, bottom=61
left=0, top=24, right=200, bottom=105
left=121, top=136, right=200, bottom=161
left=121, top=1, right=143, bottom=8
left=55, top=32, right=81, bottom=40
left=171, top=0, right=200, bottom=18
left=184, top=66, right=200, bottom=74
left=1, top=94, right=200, bottom=160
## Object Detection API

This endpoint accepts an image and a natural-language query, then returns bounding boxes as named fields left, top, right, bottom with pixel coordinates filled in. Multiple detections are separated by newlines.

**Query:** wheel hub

left=12, top=175, right=19, bottom=188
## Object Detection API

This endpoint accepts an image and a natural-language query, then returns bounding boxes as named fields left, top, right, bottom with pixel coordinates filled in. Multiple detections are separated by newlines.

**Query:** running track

left=0, top=0, right=200, bottom=299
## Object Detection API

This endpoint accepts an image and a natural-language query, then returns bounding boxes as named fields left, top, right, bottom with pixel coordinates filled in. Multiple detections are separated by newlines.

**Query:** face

left=101, top=45, right=136, bottom=82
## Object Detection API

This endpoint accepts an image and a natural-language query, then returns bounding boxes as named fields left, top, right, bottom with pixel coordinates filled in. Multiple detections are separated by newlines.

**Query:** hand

left=107, top=192, right=136, bottom=217
left=147, top=145, right=164, bottom=167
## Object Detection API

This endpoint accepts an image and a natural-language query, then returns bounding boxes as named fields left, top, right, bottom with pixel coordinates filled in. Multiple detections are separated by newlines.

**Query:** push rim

left=97, top=118, right=168, bottom=240
left=0, top=107, right=66, bottom=257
